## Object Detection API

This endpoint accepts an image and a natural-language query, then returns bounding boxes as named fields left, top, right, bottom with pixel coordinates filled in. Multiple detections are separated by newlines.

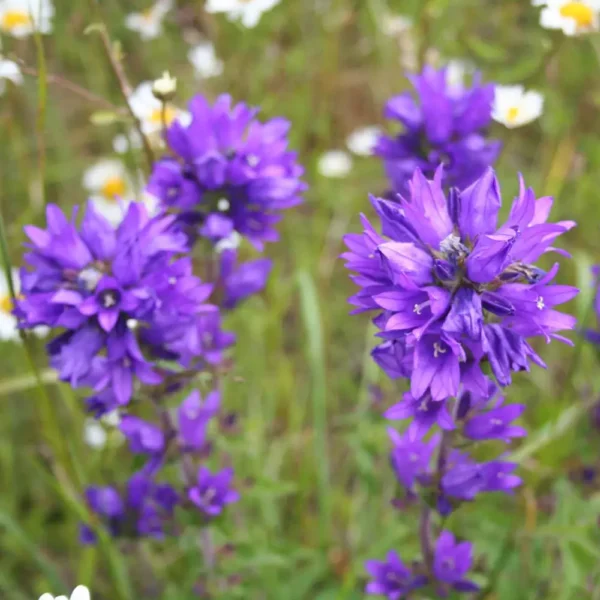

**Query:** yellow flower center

left=0, top=294, right=13, bottom=313
left=560, top=2, right=594, bottom=28
left=142, top=8, right=155, bottom=21
left=1, top=10, right=31, bottom=31
left=101, top=176, right=127, bottom=201
left=149, top=105, right=178, bottom=125
left=507, top=106, right=520, bottom=123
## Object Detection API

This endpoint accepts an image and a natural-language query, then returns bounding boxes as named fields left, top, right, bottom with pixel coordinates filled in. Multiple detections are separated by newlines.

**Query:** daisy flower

left=112, top=129, right=143, bottom=154
left=128, top=81, right=186, bottom=136
left=0, top=57, right=22, bottom=95
left=534, top=0, right=600, bottom=35
left=492, top=85, right=544, bottom=128
left=318, top=150, right=353, bottom=178
left=125, top=0, right=172, bottom=40
left=0, top=0, right=54, bottom=37
left=346, top=126, right=381, bottom=156
left=84, top=410, right=122, bottom=450
left=188, top=42, right=224, bottom=79
left=0, top=268, right=20, bottom=341
left=82, top=159, right=134, bottom=226
left=204, top=0, right=281, bottom=28
left=39, top=585, right=90, bottom=600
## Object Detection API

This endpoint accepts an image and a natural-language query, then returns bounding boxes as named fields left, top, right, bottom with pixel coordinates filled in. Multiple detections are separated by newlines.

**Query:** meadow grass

left=1, top=0, right=600, bottom=598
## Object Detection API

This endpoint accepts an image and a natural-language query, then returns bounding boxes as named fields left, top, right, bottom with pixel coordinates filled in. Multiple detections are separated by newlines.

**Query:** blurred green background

left=2, top=0, right=600, bottom=598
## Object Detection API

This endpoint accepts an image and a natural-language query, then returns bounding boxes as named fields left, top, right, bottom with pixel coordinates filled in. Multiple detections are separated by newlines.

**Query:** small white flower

left=205, top=0, right=281, bottom=28
left=215, top=231, right=242, bottom=253
left=380, top=13, right=412, bottom=36
left=152, top=71, right=177, bottom=100
left=0, top=268, right=20, bottom=341
left=112, top=129, right=143, bottom=154
left=0, top=57, right=22, bottom=95
left=0, top=0, right=54, bottom=37
left=84, top=410, right=122, bottom=450
left=129, top=81, right=185, bottom=135
left=445, top=59, right=474, bottom=90
left=188, top=42, right=224, bottom=79
left=125, top=0, right=172, bottom=40
left=317, top=150, right=353, bottom=178
left=83, top=159, right=134, bottom=226
left=39, top=585, right=90, bottom=600
left=492, top=85, right=544, bottom=128
left=346, top=126, right=380, bottom=156
left=535, top=0, right=600, bottom=35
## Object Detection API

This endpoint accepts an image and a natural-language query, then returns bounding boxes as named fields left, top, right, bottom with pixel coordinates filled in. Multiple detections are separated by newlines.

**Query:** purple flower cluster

left=347, top=167, right=577, bottom=597
left=146, top=94, right=306, bottom=249
left=376, top=66, right=501, bottom=196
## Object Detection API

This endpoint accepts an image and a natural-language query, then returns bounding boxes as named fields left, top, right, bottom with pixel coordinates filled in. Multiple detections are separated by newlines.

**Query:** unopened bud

left=152, top=71, right=177, bottom=101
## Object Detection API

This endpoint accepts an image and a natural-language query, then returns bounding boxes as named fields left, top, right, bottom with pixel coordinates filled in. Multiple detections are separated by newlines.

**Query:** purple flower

left=385, top=391, right=454, bottom=439
left=442, top=460, right=521, bottom=501
left=388, top=427, right=440, bottom=490
left=376, top=66, right=501, bottom=196
left=219, top=249, right=272, bottom=309
left=178, top=389, right=220, bottom=450
left=19, top=202, right=230, bottom=406
left=343, top=167, right=577, bottom=401
left=120, top=415, right=165, bottom=455
left=432, top=531, right=478, bottom=594
left=365, top=550, right=426, bottom=598
left=146, top=94, right=306, bottom=249
left=463, top=399, right=526, bottom=442
left=188, top=466, right=239, bottom=517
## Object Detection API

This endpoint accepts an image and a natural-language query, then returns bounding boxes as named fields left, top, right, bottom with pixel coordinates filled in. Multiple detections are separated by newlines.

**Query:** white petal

left=0, top=59, right=23, bottom=84
left=318, top=151, right=352, bottom=178
left=83, top=159, right=128, bottom=191
left=84, top=419, right=108, bottom=449
left=70, top=587, right=90, bottom=600
left=346, top=126, right=380, bottom=156
left=38, top=595, right=55, bottom=600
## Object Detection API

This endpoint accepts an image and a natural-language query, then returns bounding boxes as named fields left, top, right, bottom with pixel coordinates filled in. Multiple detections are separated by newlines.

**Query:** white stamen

left=433, top=342, right=447, bottom=358
left=490, top=418, right=503, bottom=426
left=413, top=303, right=423, bottom=315
left=409, top=452, right=419, bottom=462
left=127, top=319, right=139, bottom=330
left=418, top=400, right=429, bottom=411
left=79, top=267, right=103, bottom=291
left=168, top=277, right=177, bottom=285
left=247, top=154, right=259, bottom=167
left=536, top=296, right=545, bottom=311
left=217, top=198, right=230, bottom=212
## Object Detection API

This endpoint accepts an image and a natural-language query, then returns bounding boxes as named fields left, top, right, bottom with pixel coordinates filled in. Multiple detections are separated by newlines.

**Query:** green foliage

left=1, top=0, right=600, bottom=598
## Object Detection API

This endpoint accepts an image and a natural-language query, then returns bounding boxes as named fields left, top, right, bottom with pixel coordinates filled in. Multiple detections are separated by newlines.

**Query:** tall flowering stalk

left=343, top=167, right=577, bottom=596
left=17, top=86, right=304, bottom=592
left=376, top=66, right=501, bottom=196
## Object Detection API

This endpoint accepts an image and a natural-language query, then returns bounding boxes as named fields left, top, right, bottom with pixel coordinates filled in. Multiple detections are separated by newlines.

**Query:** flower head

left=534, top=0, right=600, bottom=35
left=388, top=427, right=440, bottom=490
left=0, top=0, right=54, bottom=37
left=492, top=85, right=544, bottom=129
left=218, top=249, right=271, bottom=309
left=0, top=57, right=22, bottom=94
left=188, top=466, right=239, bottom=517
left=433, top=531, right=478, bottom=594
left=347, top=126, right=381, bottom=157
left=125, top=0, right=172, bottom=40
left=19, top=202, right=229, bottom=406
left=152, top=71, right=177, bottom=102
left=376, top=66, right=501, bottom=195
left=188, top=42, right=224, bottom=79
left=205, top=0, right=282, bottom=28
left=318, top=150, right=353, bottom=178
left=365, top=550, right=426, bottom=598
left=39, top=585, right=91, bottom=600
left=146, top=94, right=305, bottom=249
left=129, top=81, right=187, bottom=136
left=343, top=167, right=577, bottom=401
left=178, top=389, right=220, bottom=450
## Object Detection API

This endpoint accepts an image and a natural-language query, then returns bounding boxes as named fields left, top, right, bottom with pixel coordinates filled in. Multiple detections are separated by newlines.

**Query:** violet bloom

left=146, top=94, right=306, bottom=249
left=219, top=249, right=272, bottom=309
left=343, top=167, right=577, bottom=402
left=442, top=460, right=521, bottom=501
left=432, top=531, right=478, bottom=595
left=120, top=415, right=165, bottom=454
left=463, top=399, right=526, bottom=443
left=19, top=202, right=231, bottom=406
left=178, top=389, right=220, bottom=451
left=376, top=66, right=501, bottom=196
left=388, top=428, right=440, bottom=490
left=385, top=391, right=454, bottom=439
left=365, top=550, right=426, bottom=598
left=188, top=466, right=239, bottom=518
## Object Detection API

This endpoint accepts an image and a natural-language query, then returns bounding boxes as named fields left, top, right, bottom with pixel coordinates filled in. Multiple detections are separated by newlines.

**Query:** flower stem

left=419, top=506, right=434, bottom=573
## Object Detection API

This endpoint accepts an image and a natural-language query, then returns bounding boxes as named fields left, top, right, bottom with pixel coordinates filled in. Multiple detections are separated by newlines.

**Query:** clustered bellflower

left=376, top=66, right=501, bottom=196
left=346, top=166, right=577, bottom=596
left=146, top=93, right=306, bottom=249
left=18, top=87, right=305, bottom=558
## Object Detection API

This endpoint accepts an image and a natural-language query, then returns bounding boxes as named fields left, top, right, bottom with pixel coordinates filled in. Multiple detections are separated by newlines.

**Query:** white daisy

left=83, top=159, right=134, bottom=226
left=204, top=0, right=281, bottom=28
left=346, top=126, right=380, bottom=157
left=492, top=85, right=544, bottom=129
left=112, top=129, right=143, bottom=154
left=0, top=0, right=54, bottom=37
left=535, top=0, right=600, bottom=35
left=188, top=42, right=224, bottom=79
left=125, top=0, right=172, bottom=40
left=0, top=268, right=20, bottom=341
left=84, top=410, right=122, bottom=450
left=39, top=585, right=90, bottom=600
left=0, top=57, right=22, bottom=95
left=317, top=151, right=352, bottom=178
left=128, top=81, right=186, bottom=136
